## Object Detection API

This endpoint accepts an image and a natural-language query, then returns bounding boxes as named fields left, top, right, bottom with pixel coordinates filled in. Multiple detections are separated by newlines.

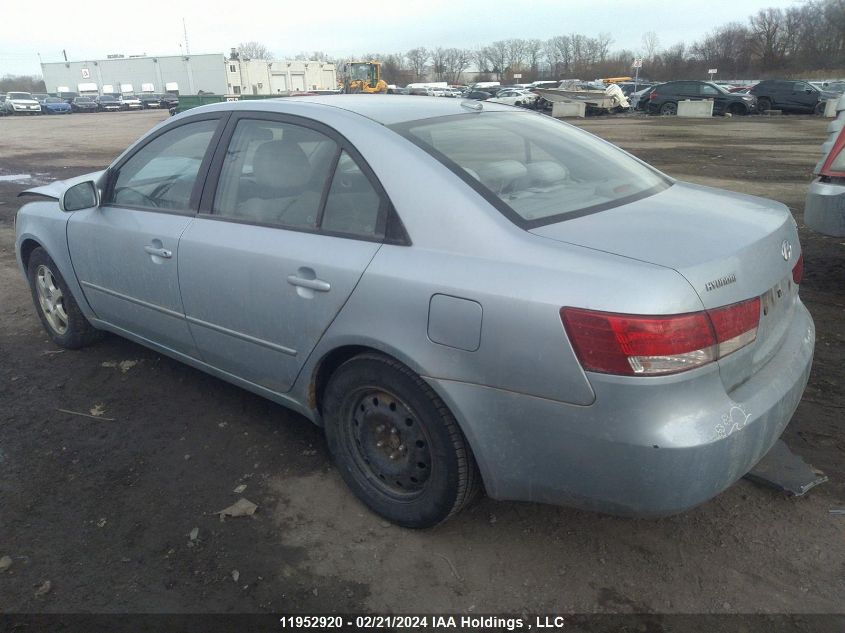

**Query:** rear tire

left=323, top=353, right=480, bottom=528
left=659, top=102, right=677, bottom=116
left=26, top=247, right=102, bottom=349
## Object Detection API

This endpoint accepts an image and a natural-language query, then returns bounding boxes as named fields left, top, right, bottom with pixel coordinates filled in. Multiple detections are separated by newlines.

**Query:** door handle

left=144, top=245, right=172, bottom=259
left=287, top=275, right=330, bottom=292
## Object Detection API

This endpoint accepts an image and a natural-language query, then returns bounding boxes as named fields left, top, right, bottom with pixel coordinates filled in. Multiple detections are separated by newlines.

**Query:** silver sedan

left=15, top=96, right=814, bottom=528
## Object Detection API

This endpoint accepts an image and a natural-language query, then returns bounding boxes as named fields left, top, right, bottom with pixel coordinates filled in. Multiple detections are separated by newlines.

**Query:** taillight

left=792, top=252, right=804, bottom=284
left=561, top=297, right=760, bottom=376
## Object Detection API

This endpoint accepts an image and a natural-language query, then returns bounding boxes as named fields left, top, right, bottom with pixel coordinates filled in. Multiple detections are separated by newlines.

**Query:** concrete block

left=823, top=99, right=838, bottom=118
left=552, top=101, right=586, bottom=118
left=677, top=100, right=714, bottom=117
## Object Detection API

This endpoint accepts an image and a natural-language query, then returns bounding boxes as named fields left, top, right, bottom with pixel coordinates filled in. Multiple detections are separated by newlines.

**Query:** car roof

left=200, top=95, right=519, bottom=126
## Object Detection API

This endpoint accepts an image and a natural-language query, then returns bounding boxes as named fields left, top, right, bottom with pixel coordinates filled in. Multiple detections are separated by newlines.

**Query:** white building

left=227, top=58, right=337, bottom=95
left=41, top=52, right=337, bottom=96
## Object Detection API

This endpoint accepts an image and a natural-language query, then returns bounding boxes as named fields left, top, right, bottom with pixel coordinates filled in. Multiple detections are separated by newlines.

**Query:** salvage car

left=15, top=96, right=814, bottom=528
left=95, top=95, right=123, bottom=112
left=4, top=92, right=42, bottom=115
left=39, top=96, right=72, bottom=115
left=139, top=93, right=163, bottom=109
left=648, top=81, right=756, bottom=115
left=121, top=95, right=143, bottom=110
left=488, top=88, right=538, bottom=108
left=750, top=79, right=837, bottom=114
left=70, top=96, right=98, bottom=113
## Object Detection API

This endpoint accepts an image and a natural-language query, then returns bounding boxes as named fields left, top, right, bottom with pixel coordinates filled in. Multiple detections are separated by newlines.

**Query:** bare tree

left=642, top=32, right=660, bottom=60
left=406, top=47, right=430, bottom=81
left=237, top=41, right=274, bottom=60
left=505, top=38, right=527, bottom=75
left=748, top=8, right=786, bottom=69
left=0, top=74, right=46, bottom=93
left=431, top=47, right=447, bottom=81
left=525, top=39, right=544, bottom=77
left=443, top=48, right=472, bottom=84
left=485, top=41, right=509, bottom=79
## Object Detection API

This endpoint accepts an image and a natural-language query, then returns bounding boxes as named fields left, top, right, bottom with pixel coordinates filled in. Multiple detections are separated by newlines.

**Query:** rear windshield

left=393, top=112, right=669, bottom=227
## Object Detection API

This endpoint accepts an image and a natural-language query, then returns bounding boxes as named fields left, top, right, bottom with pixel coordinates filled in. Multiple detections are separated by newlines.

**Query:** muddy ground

left=0, top=110, right=843, bottom=618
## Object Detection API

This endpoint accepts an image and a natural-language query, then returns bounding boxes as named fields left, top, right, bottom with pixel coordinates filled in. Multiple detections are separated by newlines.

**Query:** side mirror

left=61, top=181, right=98, bottom=212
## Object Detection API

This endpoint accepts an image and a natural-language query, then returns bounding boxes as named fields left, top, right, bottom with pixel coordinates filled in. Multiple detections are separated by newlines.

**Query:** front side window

left=109, top=119, right=218, bottom=210
left=700, top=84, right=720, bottom=96
left=213, top=119, right=338, bottom=229
left=395, top=112, right=669, bottom=227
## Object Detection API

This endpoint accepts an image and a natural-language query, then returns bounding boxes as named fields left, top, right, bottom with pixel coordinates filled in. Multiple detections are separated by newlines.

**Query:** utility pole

left=183, top=18, right=190, bottom=55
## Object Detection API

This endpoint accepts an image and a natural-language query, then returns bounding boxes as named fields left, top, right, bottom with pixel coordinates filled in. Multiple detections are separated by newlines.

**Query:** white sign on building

left=81, top=68, right=90, bottom=79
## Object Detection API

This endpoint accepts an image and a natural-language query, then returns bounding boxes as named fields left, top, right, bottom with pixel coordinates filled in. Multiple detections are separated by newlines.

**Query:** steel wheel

left=323, top=353, right=480, bottom=527
left=35, top=264, right=69, bottom=335
left=346, top=388, right=432, bottom=498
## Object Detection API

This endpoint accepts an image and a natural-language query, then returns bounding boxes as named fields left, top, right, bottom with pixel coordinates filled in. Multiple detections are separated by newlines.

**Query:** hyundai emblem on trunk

left=781, top=240, right=792, bottom=261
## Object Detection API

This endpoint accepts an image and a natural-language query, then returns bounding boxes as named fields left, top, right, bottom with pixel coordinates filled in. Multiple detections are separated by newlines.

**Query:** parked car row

left=0, top=92, right=178, bottom=115
left=626, top=78, right=842, bottom=116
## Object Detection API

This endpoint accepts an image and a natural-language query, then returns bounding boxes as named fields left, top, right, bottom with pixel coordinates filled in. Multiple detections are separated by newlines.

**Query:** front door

left=67, top=115, right=225, bottom=356
left=179, top=114, right=389, bottom=392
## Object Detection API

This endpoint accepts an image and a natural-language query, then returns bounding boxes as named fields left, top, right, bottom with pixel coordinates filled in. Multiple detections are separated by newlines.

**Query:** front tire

left=27, top=247, right=101, bottom=349
left=323, top=353, right=480, bottom=528
left=757, top=97, right=772, bottom=112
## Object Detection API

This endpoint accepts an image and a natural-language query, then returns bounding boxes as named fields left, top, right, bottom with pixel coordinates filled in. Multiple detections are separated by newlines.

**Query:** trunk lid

left=530, top=181, right=802, bottom=390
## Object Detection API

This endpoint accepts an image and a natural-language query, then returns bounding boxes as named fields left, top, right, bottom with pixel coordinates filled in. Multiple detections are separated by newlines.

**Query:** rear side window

left=321, top=151, right=383, bottom=239
left=395, top=112, right=669, bottom=227
left=109, top=119, right=218, bottom=210
left=212, top=119, right=338, bottom=229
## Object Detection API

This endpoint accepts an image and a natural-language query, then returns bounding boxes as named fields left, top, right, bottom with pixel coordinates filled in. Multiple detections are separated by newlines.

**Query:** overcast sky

left=1, top=0, right=801, bottom=76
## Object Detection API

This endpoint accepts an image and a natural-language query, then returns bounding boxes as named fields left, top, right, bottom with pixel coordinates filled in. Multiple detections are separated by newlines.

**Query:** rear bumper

left=428, top=302, right=815, bottom=516
left=805, top=178, right=845, bottom=237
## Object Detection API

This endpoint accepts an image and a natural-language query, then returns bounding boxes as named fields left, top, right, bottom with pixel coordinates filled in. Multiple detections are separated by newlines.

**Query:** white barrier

left=677, top=100, right=714, bottom=117
left=551, top=101, right=586, bottom=118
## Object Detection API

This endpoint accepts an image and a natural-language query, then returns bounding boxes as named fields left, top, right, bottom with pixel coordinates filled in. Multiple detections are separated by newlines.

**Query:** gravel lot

left=0, top=110, right=843, bottom=618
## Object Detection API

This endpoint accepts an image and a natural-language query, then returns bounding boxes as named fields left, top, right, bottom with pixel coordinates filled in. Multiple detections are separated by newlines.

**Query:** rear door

left=178, top=113, right=392, bottom=393
left=66, top=114, right=226, bottom=356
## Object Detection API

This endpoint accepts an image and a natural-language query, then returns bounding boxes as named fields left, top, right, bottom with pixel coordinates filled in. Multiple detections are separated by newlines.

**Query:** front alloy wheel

left=660, top=102, right=677, bottom=116
left=27, top=247, right=101, bottom=349
left=35, top=265, right=69, bottom=335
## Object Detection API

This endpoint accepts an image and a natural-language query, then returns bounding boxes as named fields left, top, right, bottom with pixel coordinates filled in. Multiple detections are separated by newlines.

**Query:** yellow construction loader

left=344, top=61, right=388, bottom=94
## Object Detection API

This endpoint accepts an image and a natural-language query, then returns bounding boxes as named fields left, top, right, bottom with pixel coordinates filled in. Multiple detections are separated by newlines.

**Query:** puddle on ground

left=0, top=172, right=52, bottom=185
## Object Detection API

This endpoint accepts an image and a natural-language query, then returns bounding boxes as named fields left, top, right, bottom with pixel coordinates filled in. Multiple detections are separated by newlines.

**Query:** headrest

left=476, top=160, right=528, bottom=193
left=525, top=161, right=569, bottom=186
left=253, top=140, right=310, bottom=189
